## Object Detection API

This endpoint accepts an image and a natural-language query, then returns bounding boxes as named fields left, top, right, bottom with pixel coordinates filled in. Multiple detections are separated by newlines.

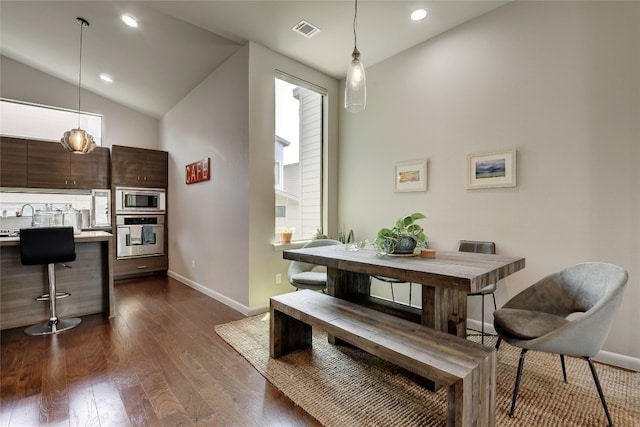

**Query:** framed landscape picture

left=467, top=149, right=516, bottom=189
left=395, top=159, right=427, bottom=192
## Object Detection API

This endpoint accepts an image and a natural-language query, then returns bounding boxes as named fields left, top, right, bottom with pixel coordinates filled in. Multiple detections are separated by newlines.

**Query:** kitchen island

left=0, top=231, right=114, bottom=330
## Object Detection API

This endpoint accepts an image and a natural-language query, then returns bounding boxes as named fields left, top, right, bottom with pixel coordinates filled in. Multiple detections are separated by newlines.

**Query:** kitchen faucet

left=17, top=204, right=35, bottom=226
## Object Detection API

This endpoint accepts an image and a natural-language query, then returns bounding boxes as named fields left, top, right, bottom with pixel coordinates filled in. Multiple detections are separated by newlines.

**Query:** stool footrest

left=35, top=292, right=71, bottom=301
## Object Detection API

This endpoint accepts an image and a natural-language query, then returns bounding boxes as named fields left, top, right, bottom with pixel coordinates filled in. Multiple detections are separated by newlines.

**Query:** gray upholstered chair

left=493, top=262, right=628, bottom=426
left=287, top=239, right=342, bottom=291
left=458, top=240, right=497, bottom=344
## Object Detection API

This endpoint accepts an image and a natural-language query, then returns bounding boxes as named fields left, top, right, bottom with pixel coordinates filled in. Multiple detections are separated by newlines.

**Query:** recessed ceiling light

left=121, top=14, right=138, bottom=28
left=99, top=73, right=113, bottom=84
left=410, top=9, right=428, bottom=21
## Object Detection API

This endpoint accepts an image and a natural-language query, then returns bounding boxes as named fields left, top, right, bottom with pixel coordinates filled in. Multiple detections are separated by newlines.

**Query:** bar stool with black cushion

left=458, top=240, right=496, bottom=344
left=287, top=239, right=342, bottom=291
left=21, top=227, right=81, bottom=336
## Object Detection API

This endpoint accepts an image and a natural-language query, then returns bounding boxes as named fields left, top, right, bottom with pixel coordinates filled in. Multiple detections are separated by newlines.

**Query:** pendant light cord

left=77, top=21, right=84, bottom=127
left=353, top=0, right=358, bottom=49
left=75, top=17, right=89, bottom=128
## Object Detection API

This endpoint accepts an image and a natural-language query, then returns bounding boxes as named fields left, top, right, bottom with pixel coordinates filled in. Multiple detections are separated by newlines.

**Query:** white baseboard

left=468, top=319, right=640, bottom=372
left=594, top=350, right=640, bottom=372
left=167, top=270, right=269, bottom=316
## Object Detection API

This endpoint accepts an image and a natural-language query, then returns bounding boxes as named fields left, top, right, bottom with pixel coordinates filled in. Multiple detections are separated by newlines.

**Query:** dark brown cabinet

left=114, top=255, right=168, bottom=279
left=26, top=140, right=110, bottom=189
left=111, top=145, right=168, bottom=279
left=0, top=137, right=28, bottom=187
left=111, top=145, right=168, bottom=188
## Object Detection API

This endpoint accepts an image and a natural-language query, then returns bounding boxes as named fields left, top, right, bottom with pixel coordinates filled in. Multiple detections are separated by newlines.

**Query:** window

left=0, top=98, right=102, bottom=145
left=275, top=76, right=324, bottom=241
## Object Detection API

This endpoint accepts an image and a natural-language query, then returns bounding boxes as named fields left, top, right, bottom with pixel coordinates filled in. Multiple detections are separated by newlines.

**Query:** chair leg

left=491, top=292, right=497, bottom=310
left=560, top=355, right=567, bottom=383
left=586, top=357, right=614, bottom=427
left=480, top=294, right=486, bottom=344
left=495, top=337, right=502, bottom=350
left=509, top=348, right=528, bottom=418
left=390, top=283, right=395, bottom=302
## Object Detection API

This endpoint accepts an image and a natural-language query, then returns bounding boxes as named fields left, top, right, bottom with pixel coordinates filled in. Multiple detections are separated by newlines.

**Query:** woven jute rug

left=215, top=314, right=640, bottom=426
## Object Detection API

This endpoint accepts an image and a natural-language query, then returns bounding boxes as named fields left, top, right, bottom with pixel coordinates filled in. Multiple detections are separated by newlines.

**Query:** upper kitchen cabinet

left=70, top=147, right=110, bottom=189
left=27, top=140, right=110, bottom=190
left=0, top=137, right=28, bottom=188
left=111, top=145, right=168, bottom=188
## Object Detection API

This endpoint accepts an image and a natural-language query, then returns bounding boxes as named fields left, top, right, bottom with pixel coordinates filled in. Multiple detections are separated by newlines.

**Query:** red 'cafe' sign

left=185, top=158, right=210, bottom=185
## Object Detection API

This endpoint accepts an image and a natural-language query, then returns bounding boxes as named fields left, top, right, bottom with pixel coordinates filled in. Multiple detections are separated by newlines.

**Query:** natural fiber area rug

left=215, top=314, right=640, bottom=427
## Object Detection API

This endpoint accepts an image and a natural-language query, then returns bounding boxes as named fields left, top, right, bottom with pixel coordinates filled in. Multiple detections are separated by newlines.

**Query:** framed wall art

left=467, top=148, right=516, bottom=189
left=395, top=159, right=427, bottom=192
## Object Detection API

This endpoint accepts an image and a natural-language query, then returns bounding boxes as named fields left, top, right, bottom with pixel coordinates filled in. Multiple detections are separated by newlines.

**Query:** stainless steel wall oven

left=116, top=214, right=165, bottom=259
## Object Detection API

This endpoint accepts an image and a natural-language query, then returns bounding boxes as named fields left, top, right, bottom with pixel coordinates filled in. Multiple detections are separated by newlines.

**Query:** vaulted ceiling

left=0, top=1, right=507, bottom=118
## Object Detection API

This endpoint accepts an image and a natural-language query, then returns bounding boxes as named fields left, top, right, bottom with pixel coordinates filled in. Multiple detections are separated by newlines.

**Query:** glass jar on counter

left=33, top=204, right=55, bottom=227
left=33, top=204, right=67, bottom=229
left=62, top=204, right=82, bottom=234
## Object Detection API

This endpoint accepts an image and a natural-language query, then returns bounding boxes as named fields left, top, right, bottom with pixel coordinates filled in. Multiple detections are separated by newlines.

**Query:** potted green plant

left=374, top=213, right=428, bottom=254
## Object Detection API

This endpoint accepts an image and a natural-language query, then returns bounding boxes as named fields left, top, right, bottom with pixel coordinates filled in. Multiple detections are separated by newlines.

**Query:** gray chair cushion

left=494, top=308, right=569, bottom=340
left=287, top=239, right=341, bottom=290
left=290, top=271, right=327, bottom=286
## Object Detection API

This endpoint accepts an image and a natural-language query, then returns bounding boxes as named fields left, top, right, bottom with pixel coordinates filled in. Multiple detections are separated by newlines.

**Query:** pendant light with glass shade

left=345, top=0, right=366, bottom=112
left=60, top=17, right=96, bottom=154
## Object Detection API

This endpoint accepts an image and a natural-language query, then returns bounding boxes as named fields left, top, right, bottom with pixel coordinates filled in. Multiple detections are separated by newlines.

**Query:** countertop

left=0, top=230, right=112, bottom=247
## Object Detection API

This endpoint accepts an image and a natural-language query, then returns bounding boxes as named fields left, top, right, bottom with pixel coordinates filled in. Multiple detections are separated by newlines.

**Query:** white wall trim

left=167, top=270, right=269, bottom=317
left=594, top=350, right=640, bottom=373
left=469, top=319, right=640, bottom=372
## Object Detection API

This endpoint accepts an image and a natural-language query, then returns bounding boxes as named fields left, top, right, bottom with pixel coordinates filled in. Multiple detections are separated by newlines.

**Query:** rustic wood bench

left=270, top=289, right=496, bottom=427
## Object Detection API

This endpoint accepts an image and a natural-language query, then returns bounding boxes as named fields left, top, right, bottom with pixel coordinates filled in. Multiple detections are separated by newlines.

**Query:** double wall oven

left=115, top=187, right=166, bottom=259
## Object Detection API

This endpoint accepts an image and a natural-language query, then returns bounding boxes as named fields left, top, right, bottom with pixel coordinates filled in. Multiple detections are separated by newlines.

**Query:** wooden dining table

left=283, top=244, right=525, bottom=338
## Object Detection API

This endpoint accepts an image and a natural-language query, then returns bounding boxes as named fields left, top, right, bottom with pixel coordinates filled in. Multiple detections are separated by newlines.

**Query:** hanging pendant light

left=61, top=17, right=96, bottom=154
left=345, top=0, right=366, bottom=112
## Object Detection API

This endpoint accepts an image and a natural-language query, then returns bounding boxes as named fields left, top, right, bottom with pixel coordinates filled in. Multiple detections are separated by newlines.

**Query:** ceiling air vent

left=292, top=20, right=321, bottom=38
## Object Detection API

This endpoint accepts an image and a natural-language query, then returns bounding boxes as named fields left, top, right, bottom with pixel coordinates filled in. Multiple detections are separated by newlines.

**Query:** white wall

left=338, top=1, right=639, bottom=368
left=163, top=42, right=339, bottom=312
left=0, top=56, right=159, bottom=149
left=162, top=44, right=251, bottom=308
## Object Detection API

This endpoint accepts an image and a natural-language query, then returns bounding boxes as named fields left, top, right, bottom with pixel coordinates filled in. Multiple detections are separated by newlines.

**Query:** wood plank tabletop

left=284, top=245, right=525, bottom=293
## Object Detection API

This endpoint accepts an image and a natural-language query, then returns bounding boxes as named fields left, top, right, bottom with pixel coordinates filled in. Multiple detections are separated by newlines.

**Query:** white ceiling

left=0, top=1, right=507, bottom=118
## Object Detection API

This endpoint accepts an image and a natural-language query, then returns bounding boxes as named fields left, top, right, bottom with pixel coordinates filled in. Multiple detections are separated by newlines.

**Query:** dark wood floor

left=1, top=275, right=321, bottom=426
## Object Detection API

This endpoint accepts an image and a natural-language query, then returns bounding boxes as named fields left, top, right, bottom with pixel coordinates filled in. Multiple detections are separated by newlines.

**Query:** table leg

left=422, top=286, right=468, bottom=338
left=327, top=267, right=370, bottom=298
left=326, top=267, right=370, bottom=344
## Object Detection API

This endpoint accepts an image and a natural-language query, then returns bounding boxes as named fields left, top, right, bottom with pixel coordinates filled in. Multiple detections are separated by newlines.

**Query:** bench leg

left=270, top=307, right=312, bottom=358
left=447, top=380, right=470, bottom=427
left=447, top=355, right=496, bottom=427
